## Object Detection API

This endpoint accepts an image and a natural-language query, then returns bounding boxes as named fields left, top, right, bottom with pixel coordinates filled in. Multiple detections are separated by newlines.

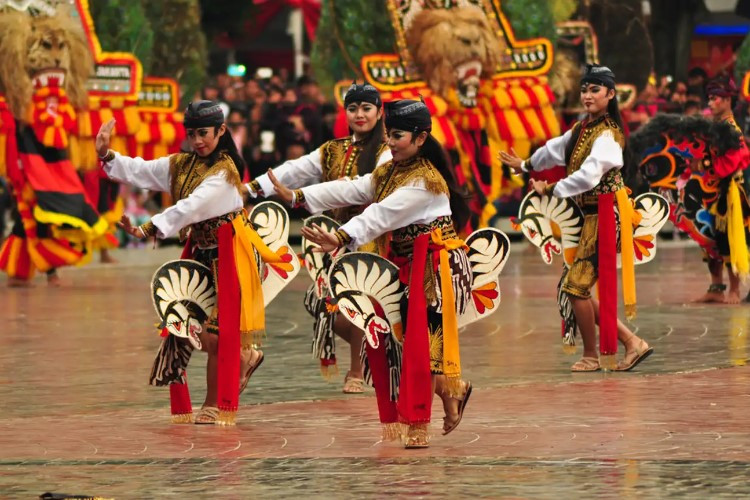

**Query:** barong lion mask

left=405, top=6, right=503, bottom=107
left=0, top=9, right=92, bottom=120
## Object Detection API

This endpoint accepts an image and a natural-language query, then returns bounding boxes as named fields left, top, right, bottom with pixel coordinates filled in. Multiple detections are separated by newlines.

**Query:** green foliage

left=89, top=0, right=154, bottom=74
left=735, top=35, right=750, bottom=84
left=503, top=0, right=557, bottom=45
left=311, top=0, right=396, bottom=98
left=89, top=0, right=206, bottom=107
left=549, top=0, right=578, bottom=23
left=142, top=0, right=207, bottom=108
left=587, top=0, right=653, bottom=89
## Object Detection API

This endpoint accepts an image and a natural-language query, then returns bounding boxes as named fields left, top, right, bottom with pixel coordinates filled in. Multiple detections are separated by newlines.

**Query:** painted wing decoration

left=515, top=191, right=583, bottom=267
left=630, top=192, right=670, bottom=265
left=459, top=228, right=511, bottom=326
left=249, top=201, right=301, bottom=306
left=329, top=229, right=512, bottom=345
left=151, top=259, right=216, bottom=350
left=328, top=252, right=404, bottom=349
left=518, top=192, right=670, bottom=268
left=301, top=215, right=347, bottom=299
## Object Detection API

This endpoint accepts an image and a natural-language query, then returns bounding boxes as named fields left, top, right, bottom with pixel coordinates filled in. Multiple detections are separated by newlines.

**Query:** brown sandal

left=571, top=356, right=601, bottom=372
left=404, top=425, right=430, bottom=449
left=239, top=350, right=264, bottom=395
left=442, top=381, right=472, bottom=436
left=195, top=406, right=219, bottom=425
left=342, top=372, right=365, bottom=394
left=615, top=340, right=653, bottom=371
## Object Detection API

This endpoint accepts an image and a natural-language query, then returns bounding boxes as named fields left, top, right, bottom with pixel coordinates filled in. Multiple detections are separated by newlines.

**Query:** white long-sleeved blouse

left=247, top=137, right=392, bottom=197
left=103, top=152, right=243, bottom=239
left=525, top=128, right=623, bottom=198
left=301, top=175, right=450, bottom=251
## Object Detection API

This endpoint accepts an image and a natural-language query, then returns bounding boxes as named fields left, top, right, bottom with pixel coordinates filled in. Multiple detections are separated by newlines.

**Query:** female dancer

left=500, top=64, right=653, bottom=372
left=270, top=99, right=472, bottom=448
left=246, top=83, right=391, bottom=393
left=96, top=100, right=275, bottom=424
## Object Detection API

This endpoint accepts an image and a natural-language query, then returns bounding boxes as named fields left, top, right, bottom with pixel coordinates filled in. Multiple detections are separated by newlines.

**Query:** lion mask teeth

left=32, top=68, right=66, bottom=88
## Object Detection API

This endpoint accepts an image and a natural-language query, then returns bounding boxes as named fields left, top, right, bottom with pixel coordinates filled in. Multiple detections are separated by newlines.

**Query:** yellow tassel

left=381, top=423, right=403, bottom=441
left=562, top=343, right=577, bottom=355
left=615, top=188, right=637, bottom=319
left=444, top=376, right=464, bottom=398
left=171, top=413, right=194, bottom=424
left=625, top=304, right=637, bottom=320
left=402, top=423, right=430, bottom=446
left=600, top=354, right=618, bottom=371
left=320, top=363, right=339, bottom=381
left=727, top=178, right=749, bottom=280
left=216, top=410, right=237, bottom=426
left=240, top=330, right=264, bottom=350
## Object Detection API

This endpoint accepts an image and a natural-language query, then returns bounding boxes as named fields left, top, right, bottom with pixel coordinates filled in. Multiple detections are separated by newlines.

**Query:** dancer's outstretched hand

left=267, top=169, right=293, bottom=205
left=498, top=148, right=524, bottom=174
left=117, top=215, right=146, bottom=239
left=96, top=119, right=116, bottom=158
left=529, top=179, right=548, bottom=196
left=300, top=223, right=340, bottom=253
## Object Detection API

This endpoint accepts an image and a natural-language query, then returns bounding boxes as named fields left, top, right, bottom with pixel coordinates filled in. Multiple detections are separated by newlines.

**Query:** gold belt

left=190, top=210, right=243, bottom=248
left=391, top=217, right=457, bottom=257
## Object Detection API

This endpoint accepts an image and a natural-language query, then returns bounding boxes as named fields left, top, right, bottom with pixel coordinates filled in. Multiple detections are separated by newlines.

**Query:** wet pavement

left=1, top=242, right=749, bottom=498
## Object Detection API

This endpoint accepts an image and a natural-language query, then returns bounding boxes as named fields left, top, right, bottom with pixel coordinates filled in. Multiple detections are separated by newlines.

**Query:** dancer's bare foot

left=46, top=272, right=61, bottom=287
left=99, top=249, right=117, bottom=264
left=693, top=284, right=726, bottom=303
left=727, top=288, right=742, bottom=304
left=7, top=277, right=32, bottom=287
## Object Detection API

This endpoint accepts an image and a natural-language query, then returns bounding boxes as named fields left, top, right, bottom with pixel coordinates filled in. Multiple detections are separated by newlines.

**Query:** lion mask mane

left=0, top=10, right=92, bottom=120
left=405, top=7, right=504, bottom=107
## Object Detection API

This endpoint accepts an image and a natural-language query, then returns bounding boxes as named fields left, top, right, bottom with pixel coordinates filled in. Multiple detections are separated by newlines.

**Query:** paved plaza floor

left=1, top=242, right=749, bottom=498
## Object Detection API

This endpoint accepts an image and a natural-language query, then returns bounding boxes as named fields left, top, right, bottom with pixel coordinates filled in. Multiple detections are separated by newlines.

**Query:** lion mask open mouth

left=456, top=60, right=482, bottom=107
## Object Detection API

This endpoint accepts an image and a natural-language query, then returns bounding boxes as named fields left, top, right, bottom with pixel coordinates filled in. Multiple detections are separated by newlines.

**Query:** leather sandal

left=239, top=350, right=264, bottom=395
left=342, top=372, right=365, bottom=394
left=442, top=381, right=472, bottom=436
left=571, top=356, right=601, bottom=372
left=194, top=406, right=219, bottom=425
left=615, top=340, right=653, bottom=371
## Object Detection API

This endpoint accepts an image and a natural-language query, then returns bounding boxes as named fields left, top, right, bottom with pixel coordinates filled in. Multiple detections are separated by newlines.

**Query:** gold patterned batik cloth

left=561, top=214, right=599, bottom=299
left=319, top=137, right=389, bottom=223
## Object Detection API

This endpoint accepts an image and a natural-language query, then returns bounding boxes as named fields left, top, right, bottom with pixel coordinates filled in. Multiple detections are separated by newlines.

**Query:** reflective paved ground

left=1, top=242, right=749, bottom=498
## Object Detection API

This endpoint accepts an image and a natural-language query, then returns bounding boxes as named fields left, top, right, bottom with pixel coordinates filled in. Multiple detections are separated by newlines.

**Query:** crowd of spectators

left=622, top=67, right=750, bottom=141
left=195, top=68, right=338, bottom=181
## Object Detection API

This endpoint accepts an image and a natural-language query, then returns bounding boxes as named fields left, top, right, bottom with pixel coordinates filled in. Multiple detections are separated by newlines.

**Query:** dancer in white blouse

left=501, top=65, right=653, bottom=373
left=96, top=101, right=273, bottom=425
left=247, top=83, right=392, bottom=393
left=270, top=99, right=473, bottom=449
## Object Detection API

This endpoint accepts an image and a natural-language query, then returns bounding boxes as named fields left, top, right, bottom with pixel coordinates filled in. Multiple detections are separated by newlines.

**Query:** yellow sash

left=231, top=216, right=283, bottom=344
left=431, top=228, right=467, bottom=392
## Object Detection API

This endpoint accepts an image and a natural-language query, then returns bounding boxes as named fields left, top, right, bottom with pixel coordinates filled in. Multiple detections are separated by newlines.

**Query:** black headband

left=384, top=99, right=432, bottom=133
left=706, top=78, right=737, bottom=98
left=183, top=100, right=225, bottom=129
left=344, top=82, right=382, bottom=107
left=581, top=64, right=616, bottom=90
